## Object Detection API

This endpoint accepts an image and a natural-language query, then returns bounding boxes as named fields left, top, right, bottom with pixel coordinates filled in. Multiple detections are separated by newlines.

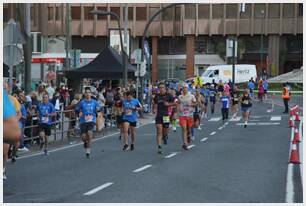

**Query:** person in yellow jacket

left=282, top=83, right=290, bottom=114
left=193, top=75, right=203, bottom=87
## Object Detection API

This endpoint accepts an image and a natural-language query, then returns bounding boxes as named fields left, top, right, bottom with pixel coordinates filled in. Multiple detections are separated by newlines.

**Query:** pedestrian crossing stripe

left=236, top=122, right=280, bottom=126
left=270, top=116, right=281, bottom=121
left=208, top=117, right=221, bottom=122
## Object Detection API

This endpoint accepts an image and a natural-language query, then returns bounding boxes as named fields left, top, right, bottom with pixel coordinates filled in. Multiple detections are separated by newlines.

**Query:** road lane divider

left=210, top=132, right=216, bottom=136
left=218, top=127, right=223, bottom=130
left=133, top=164, right=152, bottom=173
left=200, top=138, right=208, bottom=142
left=84, top=182, right=113, bottom=196
left=164, top=152, right=178, bottom=159
left=187, top=144, right=195, bottom=149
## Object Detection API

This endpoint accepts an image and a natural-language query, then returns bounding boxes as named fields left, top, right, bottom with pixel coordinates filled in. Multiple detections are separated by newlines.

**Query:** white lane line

left=249, top=119, right=260, bottom=122
left=164, top=153, right=178, bottom=159
left=187, top=144, right=195, bottom=149
left=257, top=122, right=280, bottom=126
left=224, top=122, right=229, bottom=125
left=210, top=131, right=216, bottom=135
left=133, top=164, right=152, bottom=173
left=208, top=117, right=221, bottom=122
left=200, top=138, right=208, bottom=142
left=84, top=182, right=113, bottom=196
left=299, top=119, right=303, bottom=186
left=270, top=116, right=281, bottom=121
left=285, top=164, right=294, bottom=203
left=236, top=123, right=257, bottom=126
left=218, top=127, right=223, bottom=130
left=18, top=122, right=154, bottom=160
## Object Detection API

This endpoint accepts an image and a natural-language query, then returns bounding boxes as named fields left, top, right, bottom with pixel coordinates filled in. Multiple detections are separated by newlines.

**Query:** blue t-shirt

left=263, top=81, right=268, bottom=90
left=19, top=102, right=27, bottom=128
left=3, top=90, right=16, bottom=119
left=122, top=98, right=141, bottom=122
left=76, top=99, right=99, bottom=123
left=209, top=89, right=217, bottom=101
left=220, top=96, right=230, bottom=108
left=37, top=102, right=56, bottom=125
left=248, top=81, right=255, bottom=90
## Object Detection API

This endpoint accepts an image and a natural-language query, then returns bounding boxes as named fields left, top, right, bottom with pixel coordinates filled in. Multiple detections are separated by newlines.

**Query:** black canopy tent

left=64, top=46, right=136, bottom=79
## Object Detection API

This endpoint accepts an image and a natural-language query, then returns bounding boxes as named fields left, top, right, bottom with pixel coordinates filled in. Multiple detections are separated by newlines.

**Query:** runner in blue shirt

left=37, top=93, right=56, bottom=155
left=201, top=85, right=210, bottom=118
left=262, top=79, right=269, bottom=100
left=76, top=88, right=100, bottom=159
left=209, top=85, right=217, bottom=114
left=248, top=79, right=255, bottom=98
left=121, top=91, right=142, bottom=151
left=220, top=92, right=230, bottom=123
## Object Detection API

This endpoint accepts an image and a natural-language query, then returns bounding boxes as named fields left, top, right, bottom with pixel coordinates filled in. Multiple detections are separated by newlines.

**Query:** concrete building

left=3, top=3, right=303, bottom=83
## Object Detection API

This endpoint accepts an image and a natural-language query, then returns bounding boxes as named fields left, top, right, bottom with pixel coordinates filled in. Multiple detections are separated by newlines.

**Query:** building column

left=186, top=35, right=195, bottom=78
left=268, top=35, right=280, bottom=75
left=152, top=36, right=158, bottom=82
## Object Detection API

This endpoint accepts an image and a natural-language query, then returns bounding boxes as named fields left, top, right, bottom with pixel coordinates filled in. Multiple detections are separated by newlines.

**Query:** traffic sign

left=143, top=40, right=150, bottom=60
left=3, top=45, right=22, bottom=66
left=3, top=18, right=26, bottom=46
left=131, top=49, right=142, bottom=64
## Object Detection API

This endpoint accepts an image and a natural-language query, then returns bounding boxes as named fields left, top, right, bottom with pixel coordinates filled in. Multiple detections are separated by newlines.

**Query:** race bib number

left=42, top=116, right=49, bottom=123
left=243, top=100, right=249, bottom=105
left=85, top=114, right=93, bottom=122
left=210, top=93, right=215, bottom=97
left=234, top=98, right=238, bottom=101
left=163, top=116, right=170, bottom=123
left=183, top=108, right=190, bottom=115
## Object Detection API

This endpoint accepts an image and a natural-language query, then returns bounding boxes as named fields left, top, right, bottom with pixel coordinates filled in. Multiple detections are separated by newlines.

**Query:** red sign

left=32, top=58, right=64, bottom=63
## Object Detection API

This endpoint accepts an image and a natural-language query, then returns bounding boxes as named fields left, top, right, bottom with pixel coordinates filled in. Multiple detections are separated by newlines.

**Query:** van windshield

left=202, top=69, right=213, bottom=77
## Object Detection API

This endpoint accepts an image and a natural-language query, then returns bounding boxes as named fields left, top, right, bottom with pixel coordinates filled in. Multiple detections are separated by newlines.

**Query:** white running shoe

left=198, top=126, right=202, bottom=130
left=172, top=127, right=176, bottom=132
left=191, top=136, right=195, bottom=141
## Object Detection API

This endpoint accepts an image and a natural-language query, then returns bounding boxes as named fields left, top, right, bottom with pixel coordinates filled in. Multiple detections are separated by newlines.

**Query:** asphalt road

left=4, top=96, right=303, bottom=203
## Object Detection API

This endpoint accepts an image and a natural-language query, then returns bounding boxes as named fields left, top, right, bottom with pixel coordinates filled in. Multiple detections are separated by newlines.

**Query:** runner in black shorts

left=153, top=82, right=175, bottom=154
left=230, top=85, right=239, bottom=119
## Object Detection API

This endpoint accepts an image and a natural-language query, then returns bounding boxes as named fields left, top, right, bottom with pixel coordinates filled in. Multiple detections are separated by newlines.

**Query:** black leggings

left=221, top=108, right=229, bottom=120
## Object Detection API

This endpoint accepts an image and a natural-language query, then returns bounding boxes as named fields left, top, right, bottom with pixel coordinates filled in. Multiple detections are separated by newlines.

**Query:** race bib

left=42, top=116, right=49, bottom=123
left=210, top=93, right=215, bottom=97
left=85, top=114, right=93, bottom=122
left=234, top=98, right=238, bottom=101
left=163, top=116, right=170, bottom=123
left=243, top=100, right=249, bottom=105
left=183, top=108, right=190, bottom=115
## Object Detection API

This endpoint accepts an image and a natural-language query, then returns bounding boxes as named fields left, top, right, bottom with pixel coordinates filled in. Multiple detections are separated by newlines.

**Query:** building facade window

left=254, top=4, right=266, bottom=18
left=136, top=7, right=147, bottom=20
left=283, top=4, right=295, bottom=18
left=162, top=7, right=173, bottom=21
left=298, top=4, right=303, bottom=16
left=3, top=7, right=9, bottom=22
left=110, top=7, right=120, bottom=20
left=287, top=35, right=302, bottom=53
left=71, top=6, right=81, bottom=20
left=268, top=4, right=280, bottom=18
left=55, top=7, right=61, bottom=21
left=212, top=4, right=224, bottom=19
left=84, top=7, right=94, bottom=20
left=123, top=7, right=133, bottom=20
left=149, top=7, right=160, bottom=21
left=240, top=4, right=251, bottom=19
left=198, top=4, right=209, bottom=19
left=175, top=6, right=181, bottom=21
left=48, top=7, right=54, bottom=20
left=245, top=36, right=268, bottom=53
left=97, top=7, right=107, bottom=20
left=185, top=4, right=196, bottom=19
left=226, top=4, right=237, bottom=19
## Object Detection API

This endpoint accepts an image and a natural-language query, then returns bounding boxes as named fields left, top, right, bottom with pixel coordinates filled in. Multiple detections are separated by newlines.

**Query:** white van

left=201, top=64, right=257, bottom=84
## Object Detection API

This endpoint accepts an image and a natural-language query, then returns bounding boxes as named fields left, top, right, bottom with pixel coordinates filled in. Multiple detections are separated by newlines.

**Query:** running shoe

left=182, top=144, right=188, bottom=150
left=44, top=149, right=49, bottom=155
left=244, top=124, right=247, bottom=128
left=198, top=126, right=202, bottom=130
left=158, top=146, right=163, bottom=154
left=122, top=144, right=129, bottom=151
left=83, top=141, right=87, bottom=149
left=86, top=153, right=90, bottom=159
left=11, top=156, right=16, bottom=163
left=3, top=173, right=7, bottom=181
left=191, top=136, right=195, bottom=141
left=163, top=135, right=168, bottom=145
left=130, top=144, right=134, bottom=151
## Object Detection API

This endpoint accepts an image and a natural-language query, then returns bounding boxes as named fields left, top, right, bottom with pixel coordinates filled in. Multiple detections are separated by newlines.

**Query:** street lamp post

left=260, top=9, right=264, bottom=75
left=90, top=9, right=127, bottom=88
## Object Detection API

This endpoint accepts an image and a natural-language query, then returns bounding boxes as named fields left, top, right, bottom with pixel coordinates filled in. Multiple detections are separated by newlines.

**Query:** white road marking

left=200, top=138, right=208, bottom=142
left=133, top=164, right=152, bottom=173
left=257, top=122, right=280, bottom=126
left=208, top=117, right=221, bottom=122
left=17, top=122, right=154, bottom=160
left=230, top=116, right=241, bottom=121
left=218, top=127, right=223, bottom=130
left=236, top=123, right=257, bottom=126
left=210, top=131, right=216, bottom=135
left=249, top=119, right=260, bottom=122
left=224, top=122, right=229, bottom=125
left=187, top=144, right=195, bottom=149
left=285, top=164, right=294, bottom=203
left=84, top=182, right=113, bottom=196
left=270, top=116, right=281, bottom=121
left=165, top=153, right=178, bottom=159
left=299, top=119, right=303, bottom=186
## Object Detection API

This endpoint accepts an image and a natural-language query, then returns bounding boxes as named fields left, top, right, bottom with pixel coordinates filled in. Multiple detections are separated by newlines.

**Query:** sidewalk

left=17, top=114, right=155, bottom=157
